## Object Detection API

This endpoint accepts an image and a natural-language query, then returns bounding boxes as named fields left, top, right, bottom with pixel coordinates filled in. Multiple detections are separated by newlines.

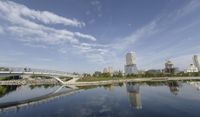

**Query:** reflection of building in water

left=167, top=81, right=180, bottom=95
left=126, top=83, right=142, bottom=109
left=188, top=81, right=200, bottom=91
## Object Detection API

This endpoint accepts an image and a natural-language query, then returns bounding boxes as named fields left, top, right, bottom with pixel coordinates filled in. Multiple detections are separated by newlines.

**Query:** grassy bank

left=78, top=76, right=200, bottom=82
left=79, top=71, right=200, bottom=82
left=78, top=77, right=139, bottom=82
left=0, top=77, right=10, bottom=81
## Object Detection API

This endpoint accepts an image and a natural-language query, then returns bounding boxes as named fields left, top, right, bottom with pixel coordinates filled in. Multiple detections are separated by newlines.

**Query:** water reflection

left=188, top=81, right=200, bottom=90
left=167, top=81, right=181, bottom=95
left=1, top=81, right=200, bottom=117
left=126, top=83, right=142, bottom=109
left=0, top=86, right=18, bottom=97
left=1, top=81, right=200, bottom=112
left=125, top=81, right=183, bottom=110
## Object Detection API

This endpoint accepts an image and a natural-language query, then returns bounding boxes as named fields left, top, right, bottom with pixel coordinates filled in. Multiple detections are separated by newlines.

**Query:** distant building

left=164, top=60, right=175, bottom=73
left=185, top=64, right=198, bottom=73
left=103, top=66, right=113, bottom=74
left=103, top=68, right=108, bottom=73
left=193, top=55, right=200, bottom=71
left=125, top=52, right=138, bottom=75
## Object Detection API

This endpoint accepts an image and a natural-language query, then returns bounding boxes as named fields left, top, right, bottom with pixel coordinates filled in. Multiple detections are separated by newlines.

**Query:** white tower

left=125, top=52, right=138, bottom=75
left=193, top=55, right=200, bottom=71
left=126, top=52, right=136, bottom=65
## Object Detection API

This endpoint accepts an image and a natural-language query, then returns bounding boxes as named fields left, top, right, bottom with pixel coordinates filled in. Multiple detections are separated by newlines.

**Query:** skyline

left=0, top=0, right=200, bottom=72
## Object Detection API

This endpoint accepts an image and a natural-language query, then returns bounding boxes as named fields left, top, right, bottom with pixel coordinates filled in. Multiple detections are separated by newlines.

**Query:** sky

left=0, top=0, right=200, bottom=73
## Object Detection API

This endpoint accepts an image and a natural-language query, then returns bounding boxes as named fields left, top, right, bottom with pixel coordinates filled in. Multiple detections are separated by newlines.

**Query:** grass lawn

left=0, top=77, right=10, bottom=81
left=77, top=77, right=135, bottom=82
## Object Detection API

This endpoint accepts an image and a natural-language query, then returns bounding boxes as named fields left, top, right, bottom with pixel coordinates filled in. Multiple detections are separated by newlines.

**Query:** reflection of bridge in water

left=126, top=83, right=142, bottom=110
left=0, top=85, right=81, bottom=112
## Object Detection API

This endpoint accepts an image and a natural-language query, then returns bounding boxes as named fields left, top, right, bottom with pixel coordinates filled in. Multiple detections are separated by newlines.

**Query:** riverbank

left=1, top=77, right=200, bottom=86
left=75, top=77, right=200, bottom=86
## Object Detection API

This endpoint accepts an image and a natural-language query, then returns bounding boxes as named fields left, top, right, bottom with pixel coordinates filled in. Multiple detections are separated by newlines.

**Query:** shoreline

left=0, top=77, right=200, bottom=86
left=74, top=77, right=200, bottom=86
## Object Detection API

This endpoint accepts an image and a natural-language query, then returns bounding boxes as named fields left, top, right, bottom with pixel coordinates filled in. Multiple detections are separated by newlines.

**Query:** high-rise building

left=126, top=52, right=136, bottom=65
left=164, top=60, right=175, bottom=73
left=185, top=64, right=198, bottom=73
left=124, top=52, right=138, bottom=75
left=193, top=55, right=200, bottom=71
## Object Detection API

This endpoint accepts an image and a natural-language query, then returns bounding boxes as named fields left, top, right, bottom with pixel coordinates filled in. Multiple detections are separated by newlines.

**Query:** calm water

left=0, top=81, right=200, bottom=117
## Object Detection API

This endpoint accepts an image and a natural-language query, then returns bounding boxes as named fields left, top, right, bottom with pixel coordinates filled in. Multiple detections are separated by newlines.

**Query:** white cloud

left=74, top=32, right=96, bottom=41
left=111, top=21, right=158, bottom=52
left=0, top=0, right=104, bottom=63
left=175, top=0, right=200, bottom=20
left=0, top=0, right=96, bottom=44
left=0, top=1, right=84, bottom=27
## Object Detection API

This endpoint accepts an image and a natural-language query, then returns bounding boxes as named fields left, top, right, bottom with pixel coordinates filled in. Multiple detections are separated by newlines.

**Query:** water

left=0, top=81, right=200, bottom=117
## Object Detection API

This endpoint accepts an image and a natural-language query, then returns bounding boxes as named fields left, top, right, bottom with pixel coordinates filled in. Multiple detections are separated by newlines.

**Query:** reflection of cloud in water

left=78, top=93, right=113, bottom=116
left=126, top=83, right=142, bottom=109
left=188, top=81, right=200, bottom=91
left=77, top=88, right=123, bottom=117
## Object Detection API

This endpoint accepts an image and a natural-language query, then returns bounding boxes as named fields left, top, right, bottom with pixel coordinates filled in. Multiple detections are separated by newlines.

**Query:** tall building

left=193, top=55, right=200, bottom=71
left=126, top=52, right=136, bottom=65
left=185, top=64, right=198, bottom=73
left=164, top=60, right=175, bottom=73
left=124, top=52, right=138, bottom=75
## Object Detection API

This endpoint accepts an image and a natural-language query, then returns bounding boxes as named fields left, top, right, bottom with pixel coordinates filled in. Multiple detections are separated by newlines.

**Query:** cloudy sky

left=0, top=0, right=200, bottom=72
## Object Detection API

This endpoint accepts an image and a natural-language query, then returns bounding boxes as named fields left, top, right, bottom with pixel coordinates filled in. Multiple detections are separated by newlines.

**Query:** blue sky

left=0, top=0, right=200, bottom=73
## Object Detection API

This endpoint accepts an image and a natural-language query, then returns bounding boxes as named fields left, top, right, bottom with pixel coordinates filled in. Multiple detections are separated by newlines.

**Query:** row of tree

left=83, top=71, right=123, bottom=78
left=83, top=71, right=200, bottom=78
left=127, top=71, right=200, bottom=78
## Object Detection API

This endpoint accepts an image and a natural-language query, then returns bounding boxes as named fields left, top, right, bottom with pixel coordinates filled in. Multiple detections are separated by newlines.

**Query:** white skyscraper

left=185, top=64, right=198, bottom=73
left=126, top=52, right=136, bottom=65
left=125, top=52, right=138, bottom=75
left=193, top=55, right=200, bottom=71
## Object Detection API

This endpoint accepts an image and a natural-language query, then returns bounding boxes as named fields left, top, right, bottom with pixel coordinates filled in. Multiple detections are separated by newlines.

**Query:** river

left=0, top=81, right=200, bottom=117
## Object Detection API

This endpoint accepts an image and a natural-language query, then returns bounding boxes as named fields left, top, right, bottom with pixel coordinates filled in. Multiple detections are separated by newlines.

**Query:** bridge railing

left=0, top=71, right=80, bottom=77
